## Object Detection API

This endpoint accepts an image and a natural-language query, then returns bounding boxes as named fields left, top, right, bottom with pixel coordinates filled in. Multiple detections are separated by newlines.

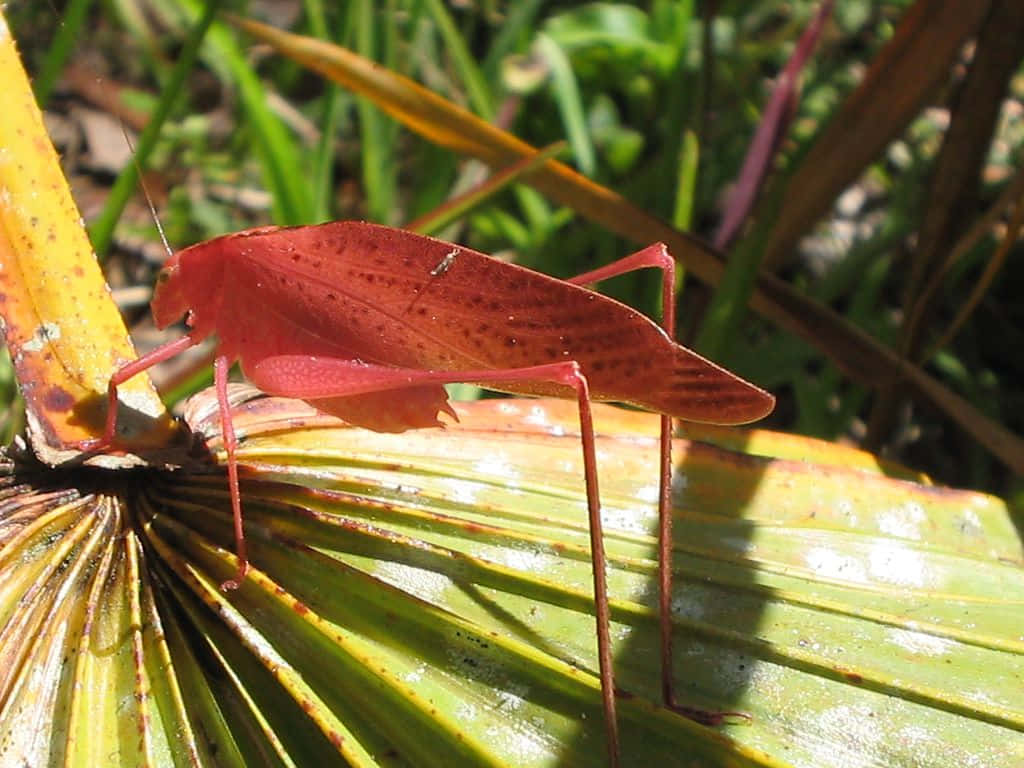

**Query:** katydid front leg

left=79, top=334, right=198, bottom=452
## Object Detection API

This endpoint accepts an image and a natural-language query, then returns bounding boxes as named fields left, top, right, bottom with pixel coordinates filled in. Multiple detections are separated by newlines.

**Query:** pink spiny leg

left=567, top=244, right=683, bottom=713
left=214, top=355, right=249, bottom=591
left=249, top=357, right=620, bottom=766
left=81, top=336, right=250, bottom=590
left=78, top=334, right=198, bottom=451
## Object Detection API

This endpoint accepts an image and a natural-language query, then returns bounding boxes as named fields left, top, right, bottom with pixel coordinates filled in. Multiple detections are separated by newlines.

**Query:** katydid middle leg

left=213, top=354, right=249, bottom=591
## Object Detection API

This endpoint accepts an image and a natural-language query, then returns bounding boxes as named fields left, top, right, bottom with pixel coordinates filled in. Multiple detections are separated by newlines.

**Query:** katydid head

left=151, top=254, right=188, bottom=328
left=149, top=235, right=230, bottom=339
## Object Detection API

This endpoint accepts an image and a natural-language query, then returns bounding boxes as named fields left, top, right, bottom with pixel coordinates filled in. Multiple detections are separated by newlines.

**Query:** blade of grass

left=422, top=0, right=494, bottom=119
left=670, top=128, right=699, bottom=295
left=109, top=0, right=171, bottom=84
left=34, top=0, right=95, bottom=108
left=672, top=130, right=699, bottom=231
left=406, top=141, right=567, bottom=235
left=223, top=14, right=727, bottom=273
left=89, top=0, right=222, bottom=258
left=481, top=0, right=544, bottom=82
left=905, top=160, right=1024, bottom=354
left=696, top=200, right=775, bottom=359
left=353, top=0, right=397, bottom=222
left=655, top=0, right=696, bottom=222
left=303, top=0, right=349, bottom=221
left=535, top=34, right=595, bottom=176
left=176, top=0, right=312, bottom=224
left=925, top=189, right=1024, bottom=359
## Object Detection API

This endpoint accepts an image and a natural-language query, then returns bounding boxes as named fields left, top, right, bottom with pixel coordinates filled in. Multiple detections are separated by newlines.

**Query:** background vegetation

left=7, top=0, right=1024, bottom=497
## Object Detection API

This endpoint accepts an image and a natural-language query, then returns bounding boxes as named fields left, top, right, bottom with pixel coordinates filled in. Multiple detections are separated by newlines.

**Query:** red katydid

left=84, top=220, right=773, bottom=765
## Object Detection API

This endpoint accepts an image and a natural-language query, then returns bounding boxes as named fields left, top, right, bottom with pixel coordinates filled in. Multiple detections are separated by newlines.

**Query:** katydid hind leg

left=250, top=355, right=621, bottom=765
left=214, top=355, right=249, bottom=591
left=567, top=244, right=681, bottom=711
left=567, top=368, right=621, bottom=767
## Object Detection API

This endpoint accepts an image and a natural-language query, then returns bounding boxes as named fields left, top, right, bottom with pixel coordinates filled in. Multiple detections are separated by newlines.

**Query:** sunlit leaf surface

left=1, top=392, right=1020, bottom=767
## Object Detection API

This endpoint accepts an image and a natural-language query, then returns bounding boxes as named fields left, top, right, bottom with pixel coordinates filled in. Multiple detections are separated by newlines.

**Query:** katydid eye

left=156, top=268, right=172, bottom=284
